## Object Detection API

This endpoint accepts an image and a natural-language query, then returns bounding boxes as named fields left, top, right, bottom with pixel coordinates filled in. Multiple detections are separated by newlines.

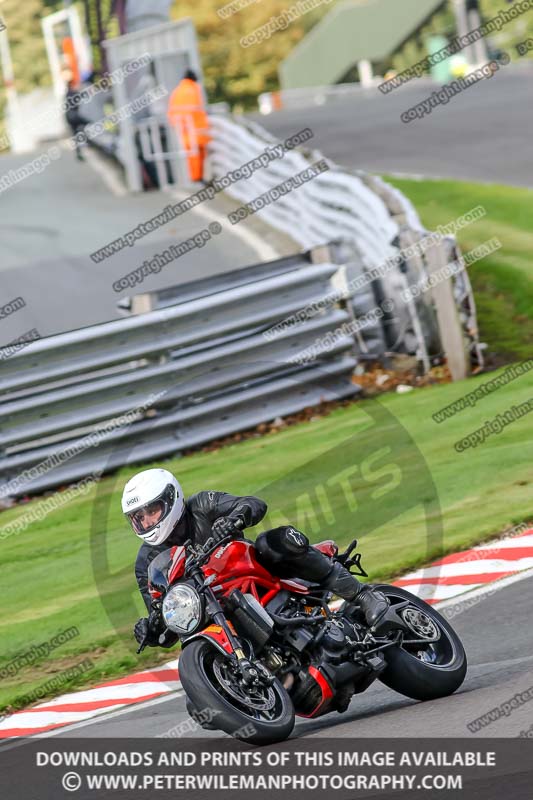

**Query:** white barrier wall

left=207, top=113, right=483, bottom=375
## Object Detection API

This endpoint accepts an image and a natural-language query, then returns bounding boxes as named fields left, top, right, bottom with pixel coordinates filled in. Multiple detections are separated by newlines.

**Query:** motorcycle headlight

left=162, top=585, right=202, bottom=634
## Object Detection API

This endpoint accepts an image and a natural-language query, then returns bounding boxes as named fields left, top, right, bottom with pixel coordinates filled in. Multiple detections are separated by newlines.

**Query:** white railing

left=207, top=113, right=483, bottom=376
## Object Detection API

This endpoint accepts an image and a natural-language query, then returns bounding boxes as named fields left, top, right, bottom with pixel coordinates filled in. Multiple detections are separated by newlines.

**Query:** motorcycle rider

left=122, top=468, right=389, bottom=648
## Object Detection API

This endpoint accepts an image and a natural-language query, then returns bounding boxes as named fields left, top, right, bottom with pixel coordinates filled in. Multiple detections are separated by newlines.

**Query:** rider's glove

left=133, top=609, right=164, bottom=647
left=212, top=515, right=244, bottom=542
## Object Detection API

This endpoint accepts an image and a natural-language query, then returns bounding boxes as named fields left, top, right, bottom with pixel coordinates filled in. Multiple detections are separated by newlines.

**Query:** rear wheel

left=374, top=585, right=467, bottom=701
left=179, top=639, right=295, bottom=745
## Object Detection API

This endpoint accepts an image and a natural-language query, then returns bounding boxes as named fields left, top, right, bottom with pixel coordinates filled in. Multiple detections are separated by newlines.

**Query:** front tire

left=374, top=584, right=467, bottom=701
left=179, top=639, right=295, bottom=745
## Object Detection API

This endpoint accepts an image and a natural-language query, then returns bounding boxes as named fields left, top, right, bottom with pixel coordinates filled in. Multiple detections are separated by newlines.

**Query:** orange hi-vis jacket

left=167, top=78, right=211, bottom=181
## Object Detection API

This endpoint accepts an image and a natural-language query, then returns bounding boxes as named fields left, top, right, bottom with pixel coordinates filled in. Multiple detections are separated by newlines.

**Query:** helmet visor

left=126, top=484, right=176, bottom=536
left=128, top=501, right=165, bottom=534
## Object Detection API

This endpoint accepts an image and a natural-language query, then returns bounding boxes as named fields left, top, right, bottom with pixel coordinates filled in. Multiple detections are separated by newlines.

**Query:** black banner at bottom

left=0, top=738, right=531, bottom=800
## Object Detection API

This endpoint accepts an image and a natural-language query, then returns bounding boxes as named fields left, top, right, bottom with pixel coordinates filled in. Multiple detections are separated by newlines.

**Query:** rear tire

left=179, top=639, right=295, bottom=745
left=374, top=584, right=467, bottom=701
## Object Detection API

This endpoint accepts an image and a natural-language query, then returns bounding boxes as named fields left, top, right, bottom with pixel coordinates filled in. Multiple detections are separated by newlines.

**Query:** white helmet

left=121, top=468, right=185, bottom=545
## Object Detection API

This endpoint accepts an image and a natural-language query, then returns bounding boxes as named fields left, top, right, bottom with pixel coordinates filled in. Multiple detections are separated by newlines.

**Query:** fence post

left=425, top=241, right=469, bottom=381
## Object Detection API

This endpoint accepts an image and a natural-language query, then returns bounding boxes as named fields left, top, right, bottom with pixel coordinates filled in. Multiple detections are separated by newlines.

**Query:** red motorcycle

left=143, top=522, right=466, bottom=745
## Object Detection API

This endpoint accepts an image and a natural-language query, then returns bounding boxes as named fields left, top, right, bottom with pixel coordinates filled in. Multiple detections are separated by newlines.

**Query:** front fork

left=194, top=572, right=273, bottom=687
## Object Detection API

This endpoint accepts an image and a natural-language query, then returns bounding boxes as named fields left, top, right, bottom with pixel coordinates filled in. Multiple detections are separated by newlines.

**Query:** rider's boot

left=323, top=562, right=389, bottom=630
left=255, top=527, right=390, bottom=630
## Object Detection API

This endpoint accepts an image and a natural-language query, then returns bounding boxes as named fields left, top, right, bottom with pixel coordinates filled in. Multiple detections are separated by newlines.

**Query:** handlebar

left=140, top=525, right=245, bottom=653
left=183, top=518, right=246, bottom=572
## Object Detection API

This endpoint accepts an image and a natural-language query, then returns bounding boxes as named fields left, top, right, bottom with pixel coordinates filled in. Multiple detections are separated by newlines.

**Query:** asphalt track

left=0, top=145, right=281, bottom=340
left=253, top=66, right=533, bottom=188
left=49, top=573, right=533, bottom=740
left=3, top=65, right=530, bottom=340
left=3, top=62, right=532, bottom=747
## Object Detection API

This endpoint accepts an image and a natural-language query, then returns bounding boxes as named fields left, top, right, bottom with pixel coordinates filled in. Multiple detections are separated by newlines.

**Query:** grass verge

left=385, top=176, right=533, bottom=363
left=1, top=366, right=532, bottom=714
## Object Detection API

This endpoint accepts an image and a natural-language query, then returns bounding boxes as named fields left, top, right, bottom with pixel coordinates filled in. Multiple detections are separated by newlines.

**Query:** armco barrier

left=206, top=114, right=483, bottom=374
left=0, top=256, right=359, bottom=498
left=134, top=252, right=314, bottom=313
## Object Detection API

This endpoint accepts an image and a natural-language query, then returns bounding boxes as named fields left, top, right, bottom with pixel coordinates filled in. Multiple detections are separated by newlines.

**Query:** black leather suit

left=134, top=490, right=360, bottom=611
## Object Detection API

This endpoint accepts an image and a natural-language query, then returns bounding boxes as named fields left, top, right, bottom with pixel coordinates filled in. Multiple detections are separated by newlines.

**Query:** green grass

left=1, top=367, right=533, bottom=714
left=384, top=176, right=533, bottom=362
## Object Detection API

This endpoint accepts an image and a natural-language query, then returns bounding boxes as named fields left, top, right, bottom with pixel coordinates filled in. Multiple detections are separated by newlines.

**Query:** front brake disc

left=213, top=658, right=276, bottom=710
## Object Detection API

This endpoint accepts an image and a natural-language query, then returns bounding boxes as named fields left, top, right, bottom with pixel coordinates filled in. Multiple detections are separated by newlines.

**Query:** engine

left=264, top=593, right=377, bottom=717
left=224, top=589, right=383, bottom=717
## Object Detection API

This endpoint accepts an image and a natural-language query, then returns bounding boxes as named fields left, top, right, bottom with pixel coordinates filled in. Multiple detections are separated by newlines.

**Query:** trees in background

left=1, top=0, right=60, bottom=93
left=170, top=0, right=333, bottom=108
left=0, top=0, right=531, bottom=136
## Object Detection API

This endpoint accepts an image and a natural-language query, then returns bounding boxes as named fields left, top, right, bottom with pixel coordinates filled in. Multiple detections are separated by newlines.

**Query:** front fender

left=183, top=624, right=234, bottom=657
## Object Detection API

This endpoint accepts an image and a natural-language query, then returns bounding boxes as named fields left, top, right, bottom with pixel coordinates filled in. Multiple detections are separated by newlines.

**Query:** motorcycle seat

left=313, top=540, right=338, bottom=557
left=280, top=578, right=321, bottom=593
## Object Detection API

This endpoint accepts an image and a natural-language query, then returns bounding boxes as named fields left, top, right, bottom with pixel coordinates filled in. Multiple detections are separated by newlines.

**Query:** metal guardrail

left=207, top=114, right=483, bottom=373
left=0, top=257, right=359, bottom=498
left=1, top=263, right=338, bottom=395
left=208, top=115, right=399, bottom=265
left=125, top=252, right=319, bottom=312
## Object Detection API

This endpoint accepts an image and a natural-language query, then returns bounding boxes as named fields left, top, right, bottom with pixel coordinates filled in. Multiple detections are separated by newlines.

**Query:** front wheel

left=179, top=639, right=295, bottom=745
left=374, top=584, right=467, bottom=701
